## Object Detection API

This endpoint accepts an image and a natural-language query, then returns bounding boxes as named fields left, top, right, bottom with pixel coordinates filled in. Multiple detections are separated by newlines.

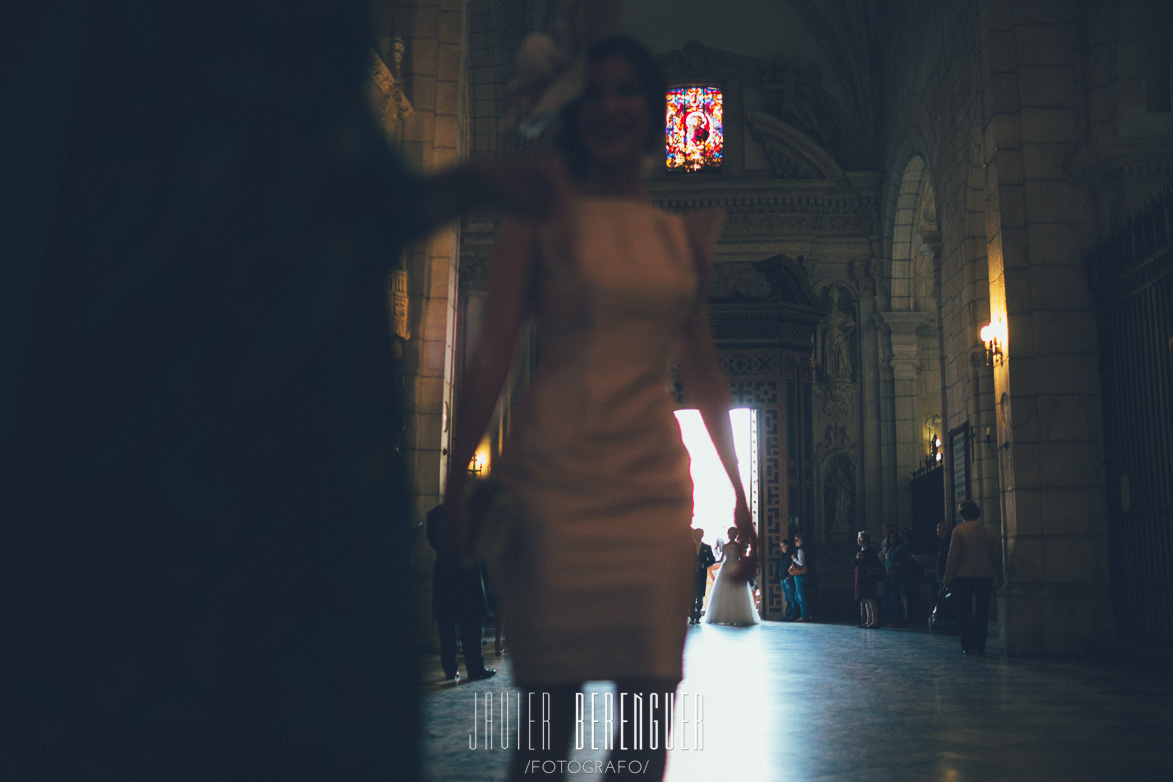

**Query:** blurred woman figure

left=443, top=34, right=756, bottom=781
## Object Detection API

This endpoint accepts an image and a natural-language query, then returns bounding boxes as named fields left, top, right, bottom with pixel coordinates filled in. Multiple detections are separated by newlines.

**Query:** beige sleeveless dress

left=481, top=197, right=705, bottom=685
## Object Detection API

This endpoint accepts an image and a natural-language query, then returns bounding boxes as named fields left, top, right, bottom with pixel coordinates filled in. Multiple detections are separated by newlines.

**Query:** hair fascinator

left=506, top=0, right=624, bottom=139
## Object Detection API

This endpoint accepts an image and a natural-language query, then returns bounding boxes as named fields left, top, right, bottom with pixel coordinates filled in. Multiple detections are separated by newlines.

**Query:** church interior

left=392, top=0, right=1172, bottom=658
left=7, top=0, right=1172, bottom=779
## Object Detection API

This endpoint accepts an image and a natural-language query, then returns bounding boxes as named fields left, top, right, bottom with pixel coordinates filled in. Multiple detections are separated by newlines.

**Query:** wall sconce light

left=468, top=450, right=487, bottom=476
left=980, top=319, right=1005, bottom=367
left=914, top=433, right=944, bottom=478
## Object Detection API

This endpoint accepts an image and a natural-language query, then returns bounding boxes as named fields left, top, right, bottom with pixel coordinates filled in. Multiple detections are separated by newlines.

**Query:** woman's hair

left=858, top=530, right=872, bottom=545
left=958, top=501, right=981, bottom=521
left=555, top=34, right=666, bottom=175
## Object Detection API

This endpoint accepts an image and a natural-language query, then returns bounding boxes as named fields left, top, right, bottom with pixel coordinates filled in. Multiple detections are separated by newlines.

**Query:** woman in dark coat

left=854, top=531, right=882, bottom=628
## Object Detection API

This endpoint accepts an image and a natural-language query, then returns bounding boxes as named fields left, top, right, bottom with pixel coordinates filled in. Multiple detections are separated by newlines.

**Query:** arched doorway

left=689, top=254, right=824, bottom=620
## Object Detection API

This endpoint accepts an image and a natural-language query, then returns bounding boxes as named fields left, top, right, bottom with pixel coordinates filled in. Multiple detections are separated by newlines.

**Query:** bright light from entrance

left=674, top=408, right=757, bottom=549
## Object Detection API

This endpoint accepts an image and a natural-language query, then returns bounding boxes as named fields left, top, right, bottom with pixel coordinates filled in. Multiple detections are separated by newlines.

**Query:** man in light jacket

left=943, top=501, right=1001, bottom=654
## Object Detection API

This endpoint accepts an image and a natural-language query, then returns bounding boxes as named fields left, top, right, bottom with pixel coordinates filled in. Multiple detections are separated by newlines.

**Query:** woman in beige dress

left=443, top=35, right=755, bottom=780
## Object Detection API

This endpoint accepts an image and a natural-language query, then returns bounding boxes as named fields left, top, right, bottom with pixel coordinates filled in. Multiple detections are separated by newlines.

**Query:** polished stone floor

left=422, top=621, right=1173, bottom=782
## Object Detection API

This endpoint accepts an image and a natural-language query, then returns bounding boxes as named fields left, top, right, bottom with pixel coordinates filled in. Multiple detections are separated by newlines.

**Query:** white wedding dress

left=704, top=542, right=759, bottom=626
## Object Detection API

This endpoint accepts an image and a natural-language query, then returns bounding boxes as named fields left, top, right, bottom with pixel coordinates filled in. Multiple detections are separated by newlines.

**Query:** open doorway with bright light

left=675, top=407, right=760, bottom=610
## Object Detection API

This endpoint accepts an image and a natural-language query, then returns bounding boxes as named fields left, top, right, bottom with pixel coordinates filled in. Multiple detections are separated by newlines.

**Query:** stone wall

left=373, top=0, right=469, bottom=523
left=872, top=0, right=1156, bottom=654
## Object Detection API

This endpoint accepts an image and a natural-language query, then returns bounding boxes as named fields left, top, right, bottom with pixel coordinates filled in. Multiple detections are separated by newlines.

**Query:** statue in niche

left=824, top=462, right=854, bottom=535
left=823, top=287, right=855, bottom=381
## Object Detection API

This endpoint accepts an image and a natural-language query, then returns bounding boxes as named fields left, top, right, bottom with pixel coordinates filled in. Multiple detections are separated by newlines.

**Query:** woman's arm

left=416, top=159, right=558, bottom=240
left=441, top=215, right=541, bottom=556
left=677, top=302, right=757, bottom=581
left=676, top=210, right=757, bottom=581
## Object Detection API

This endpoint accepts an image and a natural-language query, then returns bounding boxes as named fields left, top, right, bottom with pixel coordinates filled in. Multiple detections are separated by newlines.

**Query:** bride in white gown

left=705, top=527, right=759, bottom=625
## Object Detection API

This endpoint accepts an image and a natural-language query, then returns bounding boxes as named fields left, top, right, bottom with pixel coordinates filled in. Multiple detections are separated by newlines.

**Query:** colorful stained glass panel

left=666, top=87, right=723, bottom=172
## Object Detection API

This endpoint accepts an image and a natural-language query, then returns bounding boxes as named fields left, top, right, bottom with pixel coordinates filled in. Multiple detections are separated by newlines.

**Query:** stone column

left=982, top=0, right=1112, bottom=655
left=854, top=261, right=884, bottom=535
left=881, top=312, right=936, bottom=526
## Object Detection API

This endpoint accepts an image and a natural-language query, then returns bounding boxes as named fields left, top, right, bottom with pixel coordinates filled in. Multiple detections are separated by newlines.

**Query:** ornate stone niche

left=812, top=283, right=865, bottom=556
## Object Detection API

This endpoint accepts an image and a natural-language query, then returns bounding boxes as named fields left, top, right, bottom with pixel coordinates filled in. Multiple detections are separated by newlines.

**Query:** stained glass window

left=665, top=87, right=723, bottom=172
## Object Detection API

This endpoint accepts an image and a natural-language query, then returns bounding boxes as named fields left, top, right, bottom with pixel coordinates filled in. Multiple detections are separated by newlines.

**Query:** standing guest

left=780, top=538, right=799, bottom=620
left=943, top=501, right=1001, bottom=655
left=692, top=528, right=717, bottom=623
left=791, top=532, right=811, bottom=621
left=442, top=34, right=757, bottom=781
left=854, top=531, right=883, bottom=628
left=426, top=505, right=496, bottom=682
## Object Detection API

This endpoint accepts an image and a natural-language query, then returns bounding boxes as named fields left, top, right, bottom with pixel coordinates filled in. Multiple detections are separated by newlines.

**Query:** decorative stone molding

left=658, top=40, right=750, bottom=85
left=744, top=110, right=846, bottom=181
left=370, top=42, right=412, bottom=130
left=878, top=311, right=934, bottom=380
left=713, top=264, right=774, bottom=299
left=649, top=191, right=875, bottom=240
left=815, top=379, right=856, bottom=421
left=888, top=347, right=923, bottom=380
left=457, top=251, right=491, bottom=294
left=711, top=255, right=822, bottom=304
left=1067, top=138, right=1173, bottom=185
left=390, top=268, right=410, bottom=343
left=816, top=422, right=854, bottom=456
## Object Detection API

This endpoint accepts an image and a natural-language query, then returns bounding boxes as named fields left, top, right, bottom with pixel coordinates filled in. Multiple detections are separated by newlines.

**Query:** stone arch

left=889, top=154, right=940, bottom=314
left=875, top=145, right=945, bottom=532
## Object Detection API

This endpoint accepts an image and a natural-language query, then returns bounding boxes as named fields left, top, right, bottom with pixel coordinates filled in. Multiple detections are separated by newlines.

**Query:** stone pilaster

left=983, top=0, right=1112, bottom=655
